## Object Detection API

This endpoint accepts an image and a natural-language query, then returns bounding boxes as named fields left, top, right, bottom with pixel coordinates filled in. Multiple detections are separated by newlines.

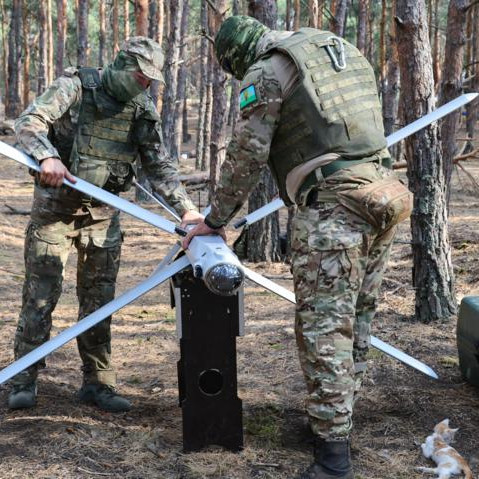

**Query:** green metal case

left=457, top=296, right=479, bottom=387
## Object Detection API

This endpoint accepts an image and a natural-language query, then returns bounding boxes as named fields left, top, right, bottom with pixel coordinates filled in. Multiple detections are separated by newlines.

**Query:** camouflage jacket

left=15, top=69, right=197, bottom=217
left=205, top=52, right=285, bottom=229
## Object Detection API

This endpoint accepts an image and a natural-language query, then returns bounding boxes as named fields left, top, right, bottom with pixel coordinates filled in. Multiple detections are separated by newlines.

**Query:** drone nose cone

left=204, top=264, right=244, bottom=296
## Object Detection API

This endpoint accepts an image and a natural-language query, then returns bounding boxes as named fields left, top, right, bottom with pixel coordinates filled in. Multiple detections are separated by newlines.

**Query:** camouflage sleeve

left=135, top=101, right=197, bottom=217
left=204, top=58, right=282, bottom=229
left=14, top=71, right=82, bottom=162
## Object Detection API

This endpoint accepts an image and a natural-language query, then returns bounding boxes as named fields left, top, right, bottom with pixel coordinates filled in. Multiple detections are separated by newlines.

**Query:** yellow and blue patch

left=239, top=84, right=258, bottom=109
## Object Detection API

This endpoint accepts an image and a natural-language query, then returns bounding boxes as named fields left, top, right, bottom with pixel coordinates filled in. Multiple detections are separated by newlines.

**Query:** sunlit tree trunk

left=0, top=0, right=8, bottom=114
left=439, top=0, right=468, bottom=201
left=195, top=0, right=209, bottom=170
left=112, top=0, right=119, bottom=54
left=309, top=0, right=319, bottom=28
left=432, top=0, right=441, bottom=86
left=135, top=0, right=148, bottom=36
left=293, top=0, right=300, bottom=30
left=47, top=0, right=53, bottom=83
left=55, top=0, right=67, bottom=77
left=124, top=0, right=130, bottom=39
left=6, top=0, right=22, bottom=118
left=466, top=4, right=479, bottom=142
left=379, top=0, right=387, bottom=96
left=22, top=4, right=30, bottom=109
left=37, top=0, right=47, bottom=95
left=396, top=0, right=457, bottom=322
left=77, top=0, right=89, bottom=66
left=357, top=0, right=368, bottom=53
left=99, top=1, right=106, bottom=66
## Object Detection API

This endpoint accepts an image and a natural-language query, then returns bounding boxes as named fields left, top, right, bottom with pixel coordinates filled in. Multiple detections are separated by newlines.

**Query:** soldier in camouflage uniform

left=9, top=37, right=202, bottom=412
left=184, top=16, right=407, bottom=479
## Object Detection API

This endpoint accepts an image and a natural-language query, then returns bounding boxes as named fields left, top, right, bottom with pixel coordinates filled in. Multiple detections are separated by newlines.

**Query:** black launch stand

left=172, top=270, right=243, bottom=452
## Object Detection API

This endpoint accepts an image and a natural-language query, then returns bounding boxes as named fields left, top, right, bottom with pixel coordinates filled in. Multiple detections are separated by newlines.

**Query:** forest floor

left=0, top=130, right=478, bottom=479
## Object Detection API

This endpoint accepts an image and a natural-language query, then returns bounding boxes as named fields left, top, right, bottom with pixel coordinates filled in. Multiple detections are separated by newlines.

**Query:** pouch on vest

left=336, top=177, right=413, bottom=230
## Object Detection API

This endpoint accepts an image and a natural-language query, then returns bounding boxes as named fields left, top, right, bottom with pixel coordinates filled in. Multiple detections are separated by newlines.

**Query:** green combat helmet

left=120, top=36, right=165, bottom=82
left=214, top=15, right=269, bottom=80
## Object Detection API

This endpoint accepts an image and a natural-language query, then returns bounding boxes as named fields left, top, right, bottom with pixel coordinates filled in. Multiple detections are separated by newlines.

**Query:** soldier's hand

left=182, top=220, right=227, bottom=250
left=180, top=210, right=204, bottom=229
left=39, top=157, right=76, bottom=188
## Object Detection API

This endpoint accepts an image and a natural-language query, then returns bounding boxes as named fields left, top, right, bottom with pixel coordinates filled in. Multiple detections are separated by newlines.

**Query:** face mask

left=102, top=52, right=148, bottom=102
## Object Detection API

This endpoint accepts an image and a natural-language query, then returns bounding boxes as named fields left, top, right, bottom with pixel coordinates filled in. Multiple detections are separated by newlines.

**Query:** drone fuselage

left=185, top=235, right=244, bottom=296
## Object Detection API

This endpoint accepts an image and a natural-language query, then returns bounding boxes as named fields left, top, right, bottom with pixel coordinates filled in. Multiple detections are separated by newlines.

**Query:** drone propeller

left=242, top=266, right=439, bottom=379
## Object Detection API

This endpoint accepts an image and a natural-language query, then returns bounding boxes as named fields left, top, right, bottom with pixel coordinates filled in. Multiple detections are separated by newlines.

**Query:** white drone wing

left=0, top=255, right=191, bottom=385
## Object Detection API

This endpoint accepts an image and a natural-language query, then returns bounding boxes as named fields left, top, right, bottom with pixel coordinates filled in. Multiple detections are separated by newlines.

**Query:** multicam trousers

left=12, top=187, right=122, bottom=388
left=290, top=163, right=397, bottom=440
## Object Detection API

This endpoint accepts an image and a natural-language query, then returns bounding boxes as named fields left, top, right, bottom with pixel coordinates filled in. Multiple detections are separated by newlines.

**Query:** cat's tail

left=463, top=464, right=474, bottom=479
left=415, top=466, right=438, bottom=475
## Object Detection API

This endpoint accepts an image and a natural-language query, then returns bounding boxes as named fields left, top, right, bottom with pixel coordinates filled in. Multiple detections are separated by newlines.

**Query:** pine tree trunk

left=432, top=0, right=441, bottom=86
left=209, top=0, right=228, bottom=199
left=396, top=0, right=457, bottom=322
left=149, top=0, right=164, bottom=110
left=161, top=0, right=182, bottom=154
left=135, top=0, right=148, bottom=36
left=201, top=56, right=213, bottom=171
left=99, top=1, right=106, bottom=66
left=286, top=0, right=291, bottom=30
left=356, top=0, right=368, bottom=53
left=330, top=0, right=349, bottom=36
left=6, top=0, right=22, bottom=118
left=37, top=0, right=47, bottom=95
left=22, top=5, right=29, bottom=109
left=124, top=0, right=130, bottom=40
left=0, top=0, right=8, bottom=114
left=234, top=0, right=281, bottom=263
left=195, top=0, right=209, bottom=170
left=157, top=0, right=164, bottom=46
left=466, top=4, right=479, bottom=142
left=383, top=0, right=399, bottom=138
left=366, top=4, right=375, bottom=64
left=112, top=0, right=119, bottom=55
left=47, top=0, right=53, bottom=83
left=439, top=0, right=468, bottom=202
left=77, top=0, right=89, bottom=67
left=172, top=0, right=189, bottom=158
left=293, top=0, right=300, bottom=30
left=55, top=0, right=67, bottom=77
left=309, top=0, right=319, bottom=28
left=379, top=0, right=387, bottom=97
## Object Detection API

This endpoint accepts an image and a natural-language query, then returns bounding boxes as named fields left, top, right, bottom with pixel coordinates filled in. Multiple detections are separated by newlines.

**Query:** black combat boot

left=78, top=383, right=131, bottom=412
left=8, top=382, right=37, bottom=409
left=297, top=437, right=353, bottom=479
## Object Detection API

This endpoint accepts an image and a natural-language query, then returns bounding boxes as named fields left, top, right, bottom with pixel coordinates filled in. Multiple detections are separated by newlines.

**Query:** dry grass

left=0, top=135, right=478, bottom=478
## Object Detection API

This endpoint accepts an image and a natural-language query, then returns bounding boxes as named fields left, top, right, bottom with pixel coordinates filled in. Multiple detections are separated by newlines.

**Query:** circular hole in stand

left=198, top=369, right=224, bottom=396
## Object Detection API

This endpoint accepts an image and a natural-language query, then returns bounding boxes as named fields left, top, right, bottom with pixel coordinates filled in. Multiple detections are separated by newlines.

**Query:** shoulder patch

left=240, top=84, right=258, bottom=109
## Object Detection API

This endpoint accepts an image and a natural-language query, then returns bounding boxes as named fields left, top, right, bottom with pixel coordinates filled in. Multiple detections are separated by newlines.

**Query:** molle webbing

left=75, top=73, right=139, bottom=164
left=265, top=28, right=388, bottom=205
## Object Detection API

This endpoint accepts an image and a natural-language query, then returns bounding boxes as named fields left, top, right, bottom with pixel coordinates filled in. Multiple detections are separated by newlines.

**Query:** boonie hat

left=120, top=36, right=165, bottom=82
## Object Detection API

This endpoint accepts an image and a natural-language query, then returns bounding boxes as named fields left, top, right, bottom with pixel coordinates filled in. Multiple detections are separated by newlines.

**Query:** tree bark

left=330, top=0, right=349, bottom=36
left=432, top=0, right=441, bottom=87
left=383, top=0, right=400, bottom=138
left=124, top=0, right=130, bottom=39
left=356, top=0, right=368, bottom=53
left=309, top=0, right=319, bottom=28
left=99, top=0, right=107, bottom=66
left=22, top=4, right=30, bottom=109
left=439, top=0, right=469, bottom=202
left=77, top=0, right=89, bottom=67
left=47, top=0, right=53, bottom=83
left=161, top=0, right=182, bottom=155
left=0, top=0, right=8, bottom=114
left=6, top=0, right=22, bottom=118
left=134, top=0, right=148, bottom=36
left=55, top=0, right=67, bottom=77
left=286, top=0, right=292, bottom=30
left=112, top=0, right=119, bottom=55
left=195, top=0, right=209, bottom=170
left=209, top=0, right=228, bottom=198
left=234, top=0, right=281, bottom=263
left=37, top=0, right=47, bottom=95
left=172, top=0, right=190, bottom=158
left=466, top=4, right=479, bottom=142
left=379, top=0, right=387, bottom=95
left=293, top=0, right=301, bottom=30
left=396, top=0, right=457, bottom=322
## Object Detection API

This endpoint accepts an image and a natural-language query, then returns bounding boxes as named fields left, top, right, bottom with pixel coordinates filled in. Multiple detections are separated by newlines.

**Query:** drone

left=0, top=93, right=476, bottom=386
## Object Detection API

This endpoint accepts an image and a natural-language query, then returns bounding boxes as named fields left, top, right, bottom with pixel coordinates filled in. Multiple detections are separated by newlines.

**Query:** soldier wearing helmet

left=9, top=37, right=202, bottom=412
left=184, top=16, right=411, bottom=479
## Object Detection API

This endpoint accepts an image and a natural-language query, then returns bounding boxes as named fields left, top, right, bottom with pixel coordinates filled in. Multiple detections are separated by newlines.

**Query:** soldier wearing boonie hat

left=10, top=36, right=202, bottom=413
left=120, top=36, right=165, bottom=82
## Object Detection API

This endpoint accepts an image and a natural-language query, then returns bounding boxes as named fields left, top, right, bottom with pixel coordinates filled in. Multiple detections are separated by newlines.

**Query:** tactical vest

left=263, top=28, right=388, bottom=204
left=64, top=68, right=145, bottom=192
